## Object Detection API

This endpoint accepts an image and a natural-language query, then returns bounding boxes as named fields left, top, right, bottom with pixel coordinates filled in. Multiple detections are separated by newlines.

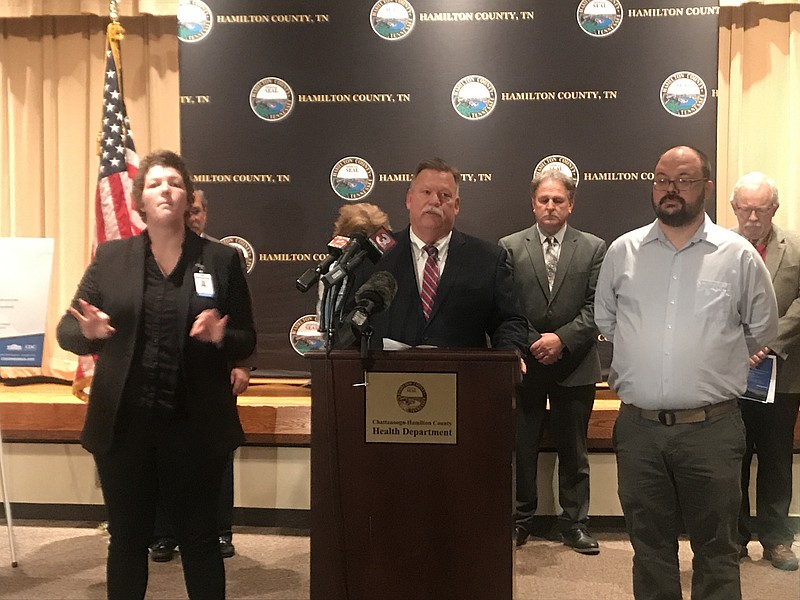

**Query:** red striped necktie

left=421, top=244, right=439, bottom=320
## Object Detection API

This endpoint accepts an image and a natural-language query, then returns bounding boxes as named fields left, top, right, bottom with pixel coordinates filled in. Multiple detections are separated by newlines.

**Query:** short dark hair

left=132, top=150, right=194, bottom=219
left=194, top=189, right=208, bottom=210
left=658, top=145, right=712, bottom=180
left=530, top=169, right=577, bottom=200
left=410, top=157, right=461, bottom=190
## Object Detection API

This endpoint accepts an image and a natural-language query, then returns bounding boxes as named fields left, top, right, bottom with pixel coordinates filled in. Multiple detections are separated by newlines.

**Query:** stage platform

left=1, top=380, right=798, bottom=450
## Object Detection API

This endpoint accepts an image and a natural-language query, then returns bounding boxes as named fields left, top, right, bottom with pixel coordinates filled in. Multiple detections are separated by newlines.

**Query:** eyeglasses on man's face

left=652, top=177, right=707, bottom=192
left=732, top=205, right=774, bottom=217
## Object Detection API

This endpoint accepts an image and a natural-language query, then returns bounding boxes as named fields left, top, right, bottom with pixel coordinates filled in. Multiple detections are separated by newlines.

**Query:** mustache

left=422, top=206, right=444, bottom=217
left=658, top=192, right=685, bottom=205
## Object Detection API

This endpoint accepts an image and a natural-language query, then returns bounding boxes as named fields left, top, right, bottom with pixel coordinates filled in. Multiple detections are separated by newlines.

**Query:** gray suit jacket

left=736, top=225, right=800, bottom=393
left=499, top=224, right=606, bottom=387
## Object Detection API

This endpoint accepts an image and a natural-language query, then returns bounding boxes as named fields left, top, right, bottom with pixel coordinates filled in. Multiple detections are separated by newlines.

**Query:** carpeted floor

left=0, top=521, right=798, bottom=599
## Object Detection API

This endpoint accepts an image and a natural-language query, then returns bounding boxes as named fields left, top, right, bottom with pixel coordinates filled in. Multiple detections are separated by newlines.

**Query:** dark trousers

left=739, top=392, right=800, bottom=548
left=94, top=408, right=229, bottom=600
left=614, top=404, right=746, bottom=600
left=515, top=381, right=595, bottom=533
left=153, top=452, right=234, bottom=541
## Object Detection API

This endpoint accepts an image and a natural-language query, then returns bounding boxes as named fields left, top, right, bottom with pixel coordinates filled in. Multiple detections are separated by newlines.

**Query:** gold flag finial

left=109, top=0, right=120, bottom=23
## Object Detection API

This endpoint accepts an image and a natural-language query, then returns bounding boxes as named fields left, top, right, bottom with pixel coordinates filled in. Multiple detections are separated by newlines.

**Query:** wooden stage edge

left=1, top=379, right=798, bottom=450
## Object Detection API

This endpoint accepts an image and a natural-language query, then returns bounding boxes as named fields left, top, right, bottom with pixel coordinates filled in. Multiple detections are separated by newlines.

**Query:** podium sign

left=365, top=372, right=457, bottom=444
left=310, top=349, right=519, bottom=600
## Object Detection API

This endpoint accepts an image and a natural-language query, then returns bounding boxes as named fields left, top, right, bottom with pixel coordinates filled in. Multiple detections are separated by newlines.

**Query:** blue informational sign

left=0, top=238, right=55, bottom=368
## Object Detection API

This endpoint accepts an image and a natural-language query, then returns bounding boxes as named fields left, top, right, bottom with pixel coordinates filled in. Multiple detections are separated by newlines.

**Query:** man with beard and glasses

left=595, top=146, right=778, bottom=600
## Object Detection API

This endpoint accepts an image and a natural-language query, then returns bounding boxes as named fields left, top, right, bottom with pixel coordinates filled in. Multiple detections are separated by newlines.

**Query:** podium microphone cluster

left=295, top=227, right=395, bottom=292
left=334, top=271, right=397, bottom=350
left=295, top=235, right=350, bottom=293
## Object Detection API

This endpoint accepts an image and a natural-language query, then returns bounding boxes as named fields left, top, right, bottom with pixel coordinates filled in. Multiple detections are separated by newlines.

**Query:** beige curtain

left=721, top=1, right=799, bottom=6
left=717, top=4, right=800, bottom=230
left=0, top=15, right=179, bottom=380
left=0, top=1, right=177, bottom=17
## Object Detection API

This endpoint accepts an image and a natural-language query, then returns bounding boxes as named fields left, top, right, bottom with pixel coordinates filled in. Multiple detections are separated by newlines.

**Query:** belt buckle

left=658, top=410, right=676, bottom=426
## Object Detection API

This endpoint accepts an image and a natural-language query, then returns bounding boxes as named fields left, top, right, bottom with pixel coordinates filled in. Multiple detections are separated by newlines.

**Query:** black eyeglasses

left=652, top=178, right=706, bottom=191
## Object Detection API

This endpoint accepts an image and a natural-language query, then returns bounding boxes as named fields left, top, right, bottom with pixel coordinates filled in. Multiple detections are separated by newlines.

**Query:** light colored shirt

left=409, top=228, right=452, bottom=295
left=595, top=215, right=778, bottom=409
left=536, top=223, right=566, bottom=250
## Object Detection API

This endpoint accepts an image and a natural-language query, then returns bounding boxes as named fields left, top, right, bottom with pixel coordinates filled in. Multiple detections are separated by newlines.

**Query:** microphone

left=348, top=271, right=397, bottom=331
left=321, top=226, right=395, bottom=288
left=333, top=271, right=397, bottom=349
left=295, top=235, right=350, bottom=292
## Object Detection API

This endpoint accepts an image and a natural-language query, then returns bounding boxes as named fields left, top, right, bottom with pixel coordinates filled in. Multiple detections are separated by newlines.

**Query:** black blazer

left=57, top=230, right=256, bottom=455
left=352, top=227, right=527, bottom=351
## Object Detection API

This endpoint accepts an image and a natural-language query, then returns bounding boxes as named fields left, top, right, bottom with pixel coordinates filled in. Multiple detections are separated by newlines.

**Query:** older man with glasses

left=731, top=172, right=800, bottom=572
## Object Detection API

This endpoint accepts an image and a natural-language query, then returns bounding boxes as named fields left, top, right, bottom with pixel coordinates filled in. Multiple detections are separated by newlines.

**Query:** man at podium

left=351, top=157, right=527, bottom=353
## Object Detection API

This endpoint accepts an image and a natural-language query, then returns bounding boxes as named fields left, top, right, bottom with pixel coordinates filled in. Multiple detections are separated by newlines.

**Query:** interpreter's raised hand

left=190, top=308, right=228, bottom=346
left=68, top=298, right=116, bottom=340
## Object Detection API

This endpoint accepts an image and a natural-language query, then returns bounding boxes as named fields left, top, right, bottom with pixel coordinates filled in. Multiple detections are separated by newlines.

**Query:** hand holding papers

left=741, top=354, right=776, bottom=403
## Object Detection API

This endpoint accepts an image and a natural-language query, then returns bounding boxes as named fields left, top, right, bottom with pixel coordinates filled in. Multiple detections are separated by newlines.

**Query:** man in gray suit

left=500, top=170, right=606, bottom=553
left=731, top=172, right=800, bottom=571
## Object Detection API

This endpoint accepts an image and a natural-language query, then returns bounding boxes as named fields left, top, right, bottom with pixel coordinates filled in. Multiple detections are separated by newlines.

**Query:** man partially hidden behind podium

left=500, top=170, right=606, bottom=553
left=355, top=157, right=527, bottom=353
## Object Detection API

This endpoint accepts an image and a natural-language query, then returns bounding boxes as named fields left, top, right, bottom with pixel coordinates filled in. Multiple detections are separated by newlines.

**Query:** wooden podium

left=309, top=349, right=520, bottom=600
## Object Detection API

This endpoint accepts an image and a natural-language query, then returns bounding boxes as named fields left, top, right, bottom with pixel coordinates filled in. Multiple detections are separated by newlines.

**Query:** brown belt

left=621, top=398, right=739, bottom=426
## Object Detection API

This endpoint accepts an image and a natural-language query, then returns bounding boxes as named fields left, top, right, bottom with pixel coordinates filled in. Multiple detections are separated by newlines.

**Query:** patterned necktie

left=544, top=237, right=558, bottom=290
left=421, top=244, right=439, bottom=320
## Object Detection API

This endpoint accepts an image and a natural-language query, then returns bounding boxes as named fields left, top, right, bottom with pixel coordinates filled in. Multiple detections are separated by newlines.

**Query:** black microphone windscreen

left=355, top=271, right=397, bottom=312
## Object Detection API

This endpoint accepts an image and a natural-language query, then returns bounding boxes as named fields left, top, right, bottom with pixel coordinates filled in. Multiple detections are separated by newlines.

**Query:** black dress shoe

left=219, top=535, right=236, bottom=559
left=515, top=526, right=529, bottom=548
left=562, top=528, right=599, bottom=555
left=150, top=538, right=178, bottom=562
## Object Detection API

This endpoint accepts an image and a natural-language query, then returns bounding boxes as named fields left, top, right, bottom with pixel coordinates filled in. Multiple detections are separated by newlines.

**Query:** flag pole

left=0, top=415, right=18, bottom=567
left=75, top=0, right=143, bottom=400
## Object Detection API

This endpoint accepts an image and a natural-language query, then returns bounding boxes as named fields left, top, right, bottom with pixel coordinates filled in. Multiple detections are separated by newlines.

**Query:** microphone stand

left=320, top=279, right=341, bottom=352
left=359, top=327, right=372, bottom=360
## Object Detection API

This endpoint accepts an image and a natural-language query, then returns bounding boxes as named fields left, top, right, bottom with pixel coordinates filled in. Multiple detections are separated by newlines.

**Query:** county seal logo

left=533, top=155, right=581, bottom=186
left=178, top=0, right=213, bottom=43
left=577, top=0, right=623, bottom=37
left=330, top=157, right=376, bottom=201
left=219, top=235, right=256, bottom=274
left=249, top=78, right=295, bottom=122
left=451, top=76, right=497, bottom=120
left=370, top=0, right=416, bottom=40
left=396, top=382, right=427, bottom=413
left=660, top=71, right=707, bottom=117
left=289, top=315, right=324, bottom=356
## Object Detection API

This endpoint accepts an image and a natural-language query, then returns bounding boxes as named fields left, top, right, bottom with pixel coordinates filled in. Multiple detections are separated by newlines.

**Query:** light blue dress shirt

left=595, top=215, right=778, bottom=410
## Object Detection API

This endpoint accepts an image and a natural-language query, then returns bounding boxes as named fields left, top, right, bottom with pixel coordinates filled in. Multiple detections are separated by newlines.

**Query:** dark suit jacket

left=57, top=230, right=256, bottom=455
left=499, top=224, right=606, bottom=386
left=353, top=227, right=528, bottom=351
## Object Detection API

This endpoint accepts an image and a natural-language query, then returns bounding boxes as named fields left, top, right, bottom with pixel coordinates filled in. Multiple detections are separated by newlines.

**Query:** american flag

left=73, top=22, right=144, bottom=399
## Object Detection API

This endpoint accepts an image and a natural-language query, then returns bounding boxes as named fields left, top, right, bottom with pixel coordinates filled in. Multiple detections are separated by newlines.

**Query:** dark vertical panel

left=179, top=0, right=719, bottom=373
